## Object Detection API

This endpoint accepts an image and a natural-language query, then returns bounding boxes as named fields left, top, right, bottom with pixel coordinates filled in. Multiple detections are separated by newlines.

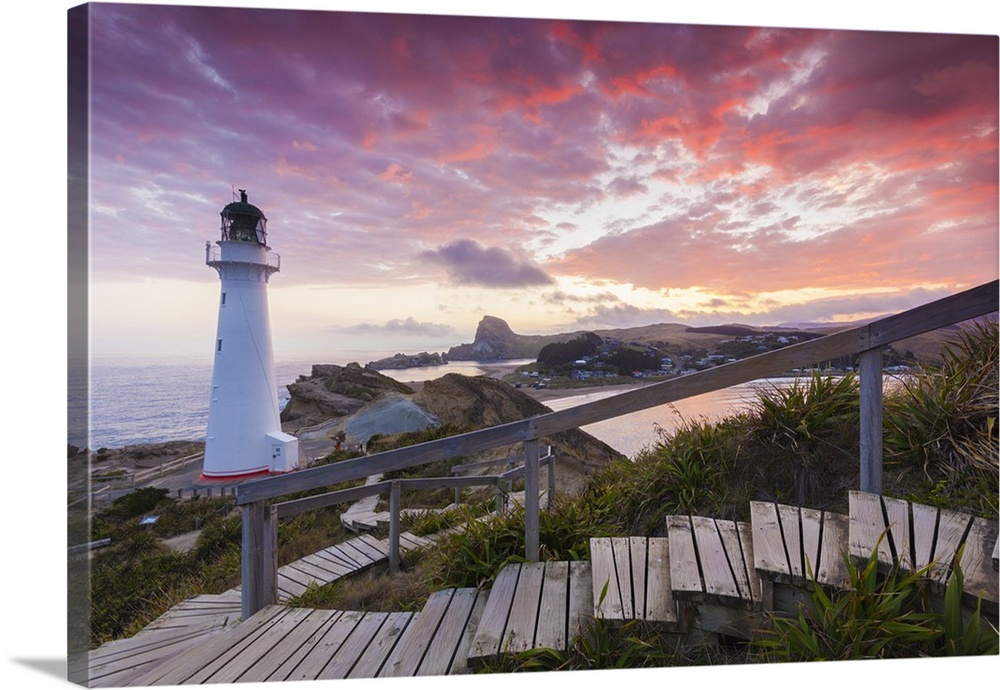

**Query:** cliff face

left=446, top=315, right=577, bottom=361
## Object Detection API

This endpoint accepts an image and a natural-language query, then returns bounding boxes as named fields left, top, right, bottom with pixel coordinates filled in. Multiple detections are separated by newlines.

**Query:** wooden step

left=849, top=491, right=999, bottom=612
left=667, top=515, right=762, bottom=608
left=467, top=561, right=592, bottom=668
left=378, top=587, right=485, bottom=677
left=666, top=514, right=763, bottom=638
left=589, top=536, right=679, bottom=627
left=750, top=501, right=850, bottom=591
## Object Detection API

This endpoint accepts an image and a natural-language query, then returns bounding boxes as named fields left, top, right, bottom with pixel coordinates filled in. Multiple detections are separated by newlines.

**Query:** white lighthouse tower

left=203, top=190, right=299, bottom=479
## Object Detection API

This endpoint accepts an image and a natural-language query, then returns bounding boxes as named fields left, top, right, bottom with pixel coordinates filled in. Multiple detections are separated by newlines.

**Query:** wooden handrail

left=237, top=279, right=997, bottom=619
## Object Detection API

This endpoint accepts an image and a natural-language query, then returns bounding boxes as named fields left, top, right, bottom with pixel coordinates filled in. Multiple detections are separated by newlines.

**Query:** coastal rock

left=446, top=315, right=571, bottom=361
left=415, top=373, right=624, bottom=496
left=365, top=351, right=448, bottom=370
left=280, top=362, right=414, bottom=428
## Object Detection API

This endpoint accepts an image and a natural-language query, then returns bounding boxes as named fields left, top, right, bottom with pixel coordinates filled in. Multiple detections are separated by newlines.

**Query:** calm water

left=543, top=381, right=792, bottom=458
left=78, top=352, right=792, bottom=458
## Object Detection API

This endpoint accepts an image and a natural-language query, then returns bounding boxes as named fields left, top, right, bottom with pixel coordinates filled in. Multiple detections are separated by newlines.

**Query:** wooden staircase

left=85, top=491, right=999, bottom=685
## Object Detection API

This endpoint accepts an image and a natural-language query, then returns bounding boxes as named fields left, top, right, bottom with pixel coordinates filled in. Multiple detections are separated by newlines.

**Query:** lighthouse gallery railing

left=235, top=279, right=998, bottom=619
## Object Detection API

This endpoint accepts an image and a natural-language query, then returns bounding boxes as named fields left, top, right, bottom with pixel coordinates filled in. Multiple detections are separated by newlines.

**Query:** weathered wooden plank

left=849, top=491, right=890, bottom=565
left=285, top=610, right=365, bottom=681
left=87, top=627, right=213, bottom=685
left=417, top=588, right=481, bottom=676
left=750, top=501, right=788, bottom=581
left=267, top=610, right=346, bottom=681
left=610, top=537, right=635, bottom=619
left=341, top=536, right=385, bottom=565
left=380, top=589, right=454, bottom=676
left=958, top=518, right=1000, bottom=610
left=590, top=537, right=624, bottom=619
left=799, top=507, right=823, bottom=582
left=348, top=611, right=415, bottom=678
left=667, top=515, right=702, bottom=597
left=318, top=611, right=390, bottom=679
left=881, top=494, right=912, bottom=569
left=131, top=605, right=290, bottom=686
left=358, top=532, right=391, bottom=556
left=503, top=562, right=545, bottom=654
left=237, top=609, right=343, bottom=683
left=776, top=504, right=804, bottom=580
left=400, top=532, right=433, bottom=550
left=817, top=511, right=850, bottom=590
left=317, top=544, right=364, bottom=571
left=929, top=507, right=973, bottom=586
left=566, top=561, right=593, bottom=643
left=534, top=561, right=569, bottom=651
left=300, top=552, right=353, bottom=578
left=910, top=502, right=939, bottom=574
left=737, top=520, right=763, bottom=605
left=283, top=559, right=338, bottom=585
left=716, top=519, right=751, bottom=601
left=691, top=515, right=740, bottom=601
left=644, top=538, right=678, bottom=623
left=448, top=591, right=488, bottom=675
left=275, top=573, right=313, bottom=599
left=467, top=563, right=521, bottom=664
left=628, top=537, right=647, bottom=620
left=207, top=607, right=316, bottom=684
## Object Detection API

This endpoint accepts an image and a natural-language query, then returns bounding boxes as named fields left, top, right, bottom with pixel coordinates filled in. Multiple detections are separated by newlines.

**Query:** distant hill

left=445, top=313, right=995, bottom=365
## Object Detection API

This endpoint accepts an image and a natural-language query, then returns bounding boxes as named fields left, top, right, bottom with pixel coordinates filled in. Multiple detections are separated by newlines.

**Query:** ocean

left=78, top=351, right=787, bottom=458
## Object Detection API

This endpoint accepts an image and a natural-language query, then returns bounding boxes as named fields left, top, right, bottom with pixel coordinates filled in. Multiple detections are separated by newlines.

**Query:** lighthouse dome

left=220, top=189, right=268, bottom=244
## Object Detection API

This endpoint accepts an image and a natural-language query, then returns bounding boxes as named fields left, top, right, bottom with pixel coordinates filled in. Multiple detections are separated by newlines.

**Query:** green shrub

left=756, top=544, right=998, bottom=661
left=884, top=319, right=998, bottom=516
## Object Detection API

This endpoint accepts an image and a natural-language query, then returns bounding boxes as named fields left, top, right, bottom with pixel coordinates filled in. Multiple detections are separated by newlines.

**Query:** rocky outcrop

left=365, top=352, right=448, bottom=370
left=415, top=373, right=624, bottom=496
left=280, top=363, right=414, bottom=428
left=446, top=315, right=577, bottom=361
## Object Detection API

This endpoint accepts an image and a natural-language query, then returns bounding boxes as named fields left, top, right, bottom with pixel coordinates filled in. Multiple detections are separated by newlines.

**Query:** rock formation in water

left=365, top=351, right=448, bottom=370
left=446, top=315, right=576, bottom=361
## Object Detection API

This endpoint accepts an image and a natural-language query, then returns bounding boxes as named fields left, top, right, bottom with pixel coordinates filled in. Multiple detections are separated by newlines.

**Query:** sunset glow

left=81, top=2, right=999, bottom=356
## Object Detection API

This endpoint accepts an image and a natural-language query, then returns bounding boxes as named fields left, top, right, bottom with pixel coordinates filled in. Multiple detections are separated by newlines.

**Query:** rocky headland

left=364, top=351, right=448, bottom=370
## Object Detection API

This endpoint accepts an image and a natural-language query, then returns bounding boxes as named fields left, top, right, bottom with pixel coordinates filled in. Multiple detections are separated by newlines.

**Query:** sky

left=76, top=2, right=999, bottom=358
left=2, top=3, right=998, bottom=690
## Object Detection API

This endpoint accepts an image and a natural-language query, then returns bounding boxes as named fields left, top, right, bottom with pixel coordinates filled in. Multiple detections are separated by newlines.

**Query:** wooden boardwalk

left=85, top=491, right=999, bottom=685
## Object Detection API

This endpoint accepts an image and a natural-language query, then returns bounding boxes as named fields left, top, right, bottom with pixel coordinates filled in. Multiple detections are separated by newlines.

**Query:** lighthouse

left=202, top=190, right=299, bottom=479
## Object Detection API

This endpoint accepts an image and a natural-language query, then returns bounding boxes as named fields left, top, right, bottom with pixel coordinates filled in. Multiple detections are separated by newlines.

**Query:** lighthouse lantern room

left=203, top=190, right=299, bottom=479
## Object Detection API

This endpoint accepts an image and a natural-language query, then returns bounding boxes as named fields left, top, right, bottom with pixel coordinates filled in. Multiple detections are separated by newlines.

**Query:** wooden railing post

left=859, top=343, right=884, bottom=494
left=546, top=447, right=555, bottom=505
left=241, top=501, right=268, bottom=620
left=389, top=480, right=401, bottom=574
left=524, top=437, right=540, bottom=562
left=261, top=504, right=278, bottom=608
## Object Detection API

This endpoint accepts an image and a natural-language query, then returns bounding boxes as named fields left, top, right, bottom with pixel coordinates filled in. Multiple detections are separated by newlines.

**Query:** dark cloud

left=420, top=239, right=554, bottom=288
